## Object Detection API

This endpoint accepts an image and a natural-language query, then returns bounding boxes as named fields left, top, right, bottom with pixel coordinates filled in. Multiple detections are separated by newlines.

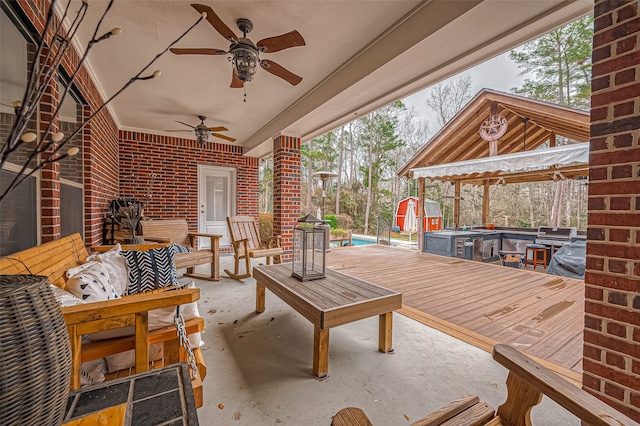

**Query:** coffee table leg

left=378, top=312, right=394, bottom=353
left=256, top=282, right=265, bottom=313
left=313, top=326, right=329, bottom=379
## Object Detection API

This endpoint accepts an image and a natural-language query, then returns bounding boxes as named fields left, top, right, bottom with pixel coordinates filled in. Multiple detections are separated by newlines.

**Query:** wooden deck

left=326, top=244, right=584, bottom=382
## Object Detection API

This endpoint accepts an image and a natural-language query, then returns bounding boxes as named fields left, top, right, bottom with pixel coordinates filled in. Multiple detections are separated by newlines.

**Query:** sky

left=401, top=51, right=528, bottom=133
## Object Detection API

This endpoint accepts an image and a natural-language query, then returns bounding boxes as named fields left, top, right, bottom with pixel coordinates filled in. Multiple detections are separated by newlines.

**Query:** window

left=0, top=8, right=38, bottom=253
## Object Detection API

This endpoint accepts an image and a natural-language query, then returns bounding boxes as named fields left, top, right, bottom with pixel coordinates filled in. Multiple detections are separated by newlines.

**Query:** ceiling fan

left=170, top=4, right=305, bottom=88
left=167, top=115, right=236, bottom=145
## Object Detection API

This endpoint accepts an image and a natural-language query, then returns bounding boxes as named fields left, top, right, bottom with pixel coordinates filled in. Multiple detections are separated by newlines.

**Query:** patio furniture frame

left=252, top=264, right=402, bottom=379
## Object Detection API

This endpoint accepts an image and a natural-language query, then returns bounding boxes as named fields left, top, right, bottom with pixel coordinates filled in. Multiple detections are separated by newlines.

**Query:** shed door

left=198, top=165, right=236, bottom=248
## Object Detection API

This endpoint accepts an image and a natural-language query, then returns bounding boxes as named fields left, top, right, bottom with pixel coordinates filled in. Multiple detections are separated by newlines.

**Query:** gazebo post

left=454, top=181, right=461, bottom=228
left=417, top=178, right=425, bottom=252
left=482, top=180, right=490, bottom=225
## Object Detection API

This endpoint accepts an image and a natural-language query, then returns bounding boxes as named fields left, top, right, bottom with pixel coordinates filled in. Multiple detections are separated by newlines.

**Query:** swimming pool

left=351, top=237, right=375, bottom=246
left=331, top=234, right=417, bottom=249
left=331, top=236, right=375, bottom=247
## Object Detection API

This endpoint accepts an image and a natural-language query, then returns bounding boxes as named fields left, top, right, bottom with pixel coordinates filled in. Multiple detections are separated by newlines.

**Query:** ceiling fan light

left=196, top=128, right=210, bottom=146
left=232, top=43, right=259, bottom=82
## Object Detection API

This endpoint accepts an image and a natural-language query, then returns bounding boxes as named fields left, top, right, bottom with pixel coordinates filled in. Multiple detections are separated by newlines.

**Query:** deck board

left=326, top=245, right=584, bottom=376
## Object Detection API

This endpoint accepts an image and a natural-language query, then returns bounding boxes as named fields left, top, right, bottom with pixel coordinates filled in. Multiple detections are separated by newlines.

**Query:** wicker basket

left=0, top=275, right=71, bottom=426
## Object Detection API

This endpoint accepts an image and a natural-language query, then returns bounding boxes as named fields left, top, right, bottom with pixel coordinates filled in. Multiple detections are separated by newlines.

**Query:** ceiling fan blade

left=170, top=47, right=226, bottom=56
left=207, top=126, right=228, bottom=132
left=191, top=4, right=237, bottom=42
left=260, top=60, right=303, bottom=86
left=230, top=69, right=244, bottom=88
left=211, top=133, right=236, bottom=142
left=175, top=120, right=196, bottom=129
left=257, top=30, right=305, bottom=53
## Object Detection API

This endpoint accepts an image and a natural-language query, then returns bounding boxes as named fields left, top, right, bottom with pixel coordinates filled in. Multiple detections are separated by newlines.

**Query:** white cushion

left=104, top=343, right=164, bottom=373
left=89, top=280, right=202, bottom=369
left=65, top=261, right=120, bottom=302
left=80, top=358, right=107, bottom=387
left=48, top=286, right=106, bottom=387
left=49, top=284, right=85, bottom=307
left=87, top=244, right=129, bottom=296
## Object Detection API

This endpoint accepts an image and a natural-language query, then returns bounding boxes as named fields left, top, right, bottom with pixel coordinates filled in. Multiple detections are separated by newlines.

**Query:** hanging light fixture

left=231, top=19, right=260, bottom=82
left=193, top=116, right=211, bottom=146
left=195, top=127, right=210, bottom=146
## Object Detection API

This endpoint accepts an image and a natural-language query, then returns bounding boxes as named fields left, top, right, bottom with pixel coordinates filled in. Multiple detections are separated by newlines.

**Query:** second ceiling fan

left=167, top=115, right=236, bottom=145
left=171, top=4, right=306, bottom=88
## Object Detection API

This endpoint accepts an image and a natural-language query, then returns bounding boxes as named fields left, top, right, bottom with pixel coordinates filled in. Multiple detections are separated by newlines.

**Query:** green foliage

left=509, top=14, right=593, bottom=109
left=324, top=214, right=338, bottom=229
left=258, top=213, right=274, bottom=241
left=259, top=159, right=273, bottom=213
left=330, top=228, right=349, bottom=236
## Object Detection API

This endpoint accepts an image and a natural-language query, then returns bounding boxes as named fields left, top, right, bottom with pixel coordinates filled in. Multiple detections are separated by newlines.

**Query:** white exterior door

left=198, top=165, right=236, bottom=248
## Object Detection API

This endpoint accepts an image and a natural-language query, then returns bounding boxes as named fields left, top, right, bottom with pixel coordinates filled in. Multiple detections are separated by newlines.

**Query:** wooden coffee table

left=252, top=264, right=402, bottom=379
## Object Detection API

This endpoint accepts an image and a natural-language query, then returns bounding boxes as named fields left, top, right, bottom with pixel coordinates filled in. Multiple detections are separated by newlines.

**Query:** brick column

left=40, top=50, right=61, bottom=243
left=585, top=0, right=640, bottom=420
left=273, top=134, right=301, bottom=260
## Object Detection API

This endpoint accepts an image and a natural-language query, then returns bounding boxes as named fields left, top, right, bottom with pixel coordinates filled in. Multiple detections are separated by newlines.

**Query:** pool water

left=331, top=237, right=375, bottom=247
left=351, top=238, right=375, bottom=246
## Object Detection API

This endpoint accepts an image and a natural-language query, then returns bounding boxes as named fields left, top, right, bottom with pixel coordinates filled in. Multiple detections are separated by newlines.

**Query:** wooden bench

left=141, top=219, right=222, bottom=282
left=225, top=216, right=283, bottom=280
left=332, top=344, right=640, bottom=426
left=0, top=233, right=208, bottom=407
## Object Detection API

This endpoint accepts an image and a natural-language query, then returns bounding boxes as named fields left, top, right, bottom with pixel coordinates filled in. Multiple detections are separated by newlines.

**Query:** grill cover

left=547, top=239, right=586, bottom=279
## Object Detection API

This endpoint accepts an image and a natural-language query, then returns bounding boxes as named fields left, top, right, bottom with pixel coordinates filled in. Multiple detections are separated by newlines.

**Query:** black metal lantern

left=292, top=214, right=326, bottom=281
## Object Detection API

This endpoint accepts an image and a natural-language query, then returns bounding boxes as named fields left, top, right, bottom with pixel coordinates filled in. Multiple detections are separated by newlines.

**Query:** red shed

left=395, top=196, right=443, bottom=232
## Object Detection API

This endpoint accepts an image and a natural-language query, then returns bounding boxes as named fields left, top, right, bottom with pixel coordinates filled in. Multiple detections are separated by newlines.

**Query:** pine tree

left=509, top=15, right=593, bottom=109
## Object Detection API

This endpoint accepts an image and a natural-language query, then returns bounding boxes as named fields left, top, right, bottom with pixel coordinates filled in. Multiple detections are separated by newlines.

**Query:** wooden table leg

left=313, top=326, right=330, bottom=379
left=378, top=312, right=394, bottom=353
left=256, top=282, right=265, bottom=313
left=211, top=236, right=221, bottom=281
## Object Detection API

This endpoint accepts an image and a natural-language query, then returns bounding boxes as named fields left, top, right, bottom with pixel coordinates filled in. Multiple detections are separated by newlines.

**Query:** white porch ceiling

left=67, top=0, right=591, bottom=158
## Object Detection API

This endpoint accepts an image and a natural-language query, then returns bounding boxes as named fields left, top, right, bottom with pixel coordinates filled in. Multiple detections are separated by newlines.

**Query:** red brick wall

left=118, top=131, right=258, bottom=243
left=39, top=59, right=61, bottom=242
left=586, top=0, right=640, bottom=420
left=13, top=0, right=120, bottom=248
left=273, top=135, right=301, bottom=259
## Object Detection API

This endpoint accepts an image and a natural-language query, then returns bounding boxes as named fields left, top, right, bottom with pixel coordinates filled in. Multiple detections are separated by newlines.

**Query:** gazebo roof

left=398, top=89, right=590, bottom=185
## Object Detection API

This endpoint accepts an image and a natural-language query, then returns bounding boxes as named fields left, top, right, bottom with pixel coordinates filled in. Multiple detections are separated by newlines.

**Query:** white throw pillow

left=149, top=281, right=200, bottom=329
left=66, top=261, right=120, bottom=302
left=49, top=284, right=85, bottom=307
left=80, top=358, right=107, bottom=387
left=148, top=281, right=203, bottom=348
left=48, top=286, right=106, bottom=387
left=104, top=343, right=164, bottom=373
left=88, top=281, right=202, bottom=348
left=87, top=244, right=129, bottom=296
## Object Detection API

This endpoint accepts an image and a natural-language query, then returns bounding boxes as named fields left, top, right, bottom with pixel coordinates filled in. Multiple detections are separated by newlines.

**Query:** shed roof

left=397, top=89, right=590, bottom=185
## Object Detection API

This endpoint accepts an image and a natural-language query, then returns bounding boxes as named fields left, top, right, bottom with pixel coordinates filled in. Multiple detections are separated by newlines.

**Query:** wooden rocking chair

left=225, top=216, right=283, bottom=279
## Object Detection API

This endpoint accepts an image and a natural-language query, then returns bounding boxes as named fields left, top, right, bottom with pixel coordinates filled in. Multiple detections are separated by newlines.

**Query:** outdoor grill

left=535, top=226, right=577, bottom=246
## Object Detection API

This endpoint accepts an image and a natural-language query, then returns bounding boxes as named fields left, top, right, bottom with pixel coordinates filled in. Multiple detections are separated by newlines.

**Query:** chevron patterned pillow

left=169, top=243, right=192, bottom=254
left=122, top=247, right=178, bottom=294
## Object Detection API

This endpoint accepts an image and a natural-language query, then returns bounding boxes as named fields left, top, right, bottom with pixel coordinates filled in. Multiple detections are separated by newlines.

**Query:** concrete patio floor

left=184, top=256, right=580, bottom=425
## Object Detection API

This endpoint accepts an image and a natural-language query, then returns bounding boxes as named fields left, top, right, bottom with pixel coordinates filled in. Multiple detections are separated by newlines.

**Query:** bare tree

left=425, top=73, right=473, bottom=127
left=335, top=126, right=344, bottom=215
left=306, top=138, right=313, bottom=214
left=363, top=113, right=374, bottom=234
